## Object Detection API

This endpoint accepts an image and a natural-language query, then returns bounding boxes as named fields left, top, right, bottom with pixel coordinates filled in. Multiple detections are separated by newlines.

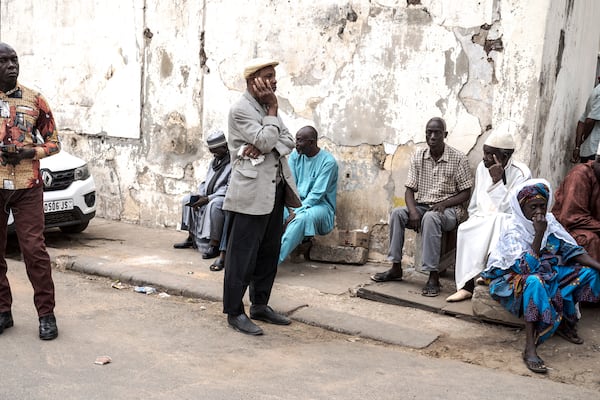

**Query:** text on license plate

left=44, top=200, right=74, bottom=213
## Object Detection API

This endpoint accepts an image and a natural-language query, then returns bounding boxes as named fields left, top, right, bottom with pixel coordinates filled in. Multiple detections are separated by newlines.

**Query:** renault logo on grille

left=41, top=169, right=53, bottom=188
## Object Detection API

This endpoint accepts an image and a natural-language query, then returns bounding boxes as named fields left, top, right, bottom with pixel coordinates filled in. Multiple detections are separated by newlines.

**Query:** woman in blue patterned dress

left=482, top=178, right=600, bottom=374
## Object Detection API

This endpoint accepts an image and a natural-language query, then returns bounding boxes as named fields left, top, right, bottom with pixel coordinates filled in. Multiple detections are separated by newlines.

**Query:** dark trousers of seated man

left=0, top=186, right=55, bottom=317
left=388, top=203, right=458, bottom=272
left=223, top=182, right=284, bottom=316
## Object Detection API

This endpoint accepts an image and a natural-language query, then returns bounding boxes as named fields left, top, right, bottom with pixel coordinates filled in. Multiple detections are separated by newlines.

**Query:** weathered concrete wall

left=532, top=0, right=600, bottom=190
left=1, top=0, right=599, bottom=260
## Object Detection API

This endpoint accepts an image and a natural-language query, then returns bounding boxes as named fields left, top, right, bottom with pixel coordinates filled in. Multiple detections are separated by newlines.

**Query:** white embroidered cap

left=484, top=120, right=517, bottom=149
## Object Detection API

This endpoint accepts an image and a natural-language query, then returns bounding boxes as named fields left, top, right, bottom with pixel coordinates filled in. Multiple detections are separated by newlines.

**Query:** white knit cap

left=243, top=58, right=279, bottom=79
left=484, top=121, right=517, bottom=149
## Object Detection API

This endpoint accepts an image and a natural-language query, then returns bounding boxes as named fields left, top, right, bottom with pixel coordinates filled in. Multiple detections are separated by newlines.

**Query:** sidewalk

left=35, top=217, right=600, bottom=392
left=40, top=218, right=449, bottom=348
left=38, top=218, right=558, bottom=345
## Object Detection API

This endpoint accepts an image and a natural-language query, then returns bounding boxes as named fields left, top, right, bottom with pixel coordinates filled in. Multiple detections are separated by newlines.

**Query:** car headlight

left=74, top=164, right=90, bottom=181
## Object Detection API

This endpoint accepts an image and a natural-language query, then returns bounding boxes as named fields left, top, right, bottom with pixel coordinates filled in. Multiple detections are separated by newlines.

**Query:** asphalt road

left=0, top=257, right=598, bottom=399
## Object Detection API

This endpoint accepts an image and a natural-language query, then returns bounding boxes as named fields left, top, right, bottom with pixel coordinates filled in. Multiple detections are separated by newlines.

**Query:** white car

left=8, top=150, right=96, bottom=233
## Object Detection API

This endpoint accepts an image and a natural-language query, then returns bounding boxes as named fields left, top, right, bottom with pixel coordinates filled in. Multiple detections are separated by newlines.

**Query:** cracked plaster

left=2, top=0, right=600, bottom=254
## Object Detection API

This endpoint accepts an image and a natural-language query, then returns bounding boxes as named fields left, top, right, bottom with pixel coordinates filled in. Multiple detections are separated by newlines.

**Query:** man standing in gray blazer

left=222, top=58, right=301, bottom=335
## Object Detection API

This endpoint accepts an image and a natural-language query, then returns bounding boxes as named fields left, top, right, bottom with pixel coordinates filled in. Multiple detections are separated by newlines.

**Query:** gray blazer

left=223, top=91, right=300, bottom=215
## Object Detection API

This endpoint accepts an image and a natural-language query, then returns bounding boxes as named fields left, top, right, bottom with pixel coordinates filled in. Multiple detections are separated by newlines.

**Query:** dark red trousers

left=0, top=185, right=55, bottom=317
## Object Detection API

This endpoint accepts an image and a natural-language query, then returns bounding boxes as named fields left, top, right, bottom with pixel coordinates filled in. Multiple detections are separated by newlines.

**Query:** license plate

left=44, top=200, right=74, bottom=213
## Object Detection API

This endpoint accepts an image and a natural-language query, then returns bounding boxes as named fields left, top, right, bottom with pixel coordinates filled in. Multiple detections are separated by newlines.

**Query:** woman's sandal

left=522, top=352, right=547, bottom=374
left=556, top=327, right=584, bottom=344
left=209, top=259, right=225, bottom=272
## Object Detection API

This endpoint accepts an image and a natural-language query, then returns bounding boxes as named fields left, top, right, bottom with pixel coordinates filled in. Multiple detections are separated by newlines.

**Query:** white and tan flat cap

left=243, top=57, right=279, bottom=79
left=484, top=120, right=517, bottom=149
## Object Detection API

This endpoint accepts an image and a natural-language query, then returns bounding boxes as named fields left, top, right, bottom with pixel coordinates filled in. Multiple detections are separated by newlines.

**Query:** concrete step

left=357, top=268, right=524, bottom=327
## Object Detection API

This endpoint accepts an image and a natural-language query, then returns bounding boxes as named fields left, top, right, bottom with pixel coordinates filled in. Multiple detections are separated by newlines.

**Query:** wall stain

left=472, top=23, right=503, bottom=55
left=143, top=27, right=153, bottom=40
left=338, top=5, right=358, bottom=37
left=160, top=49, right=173, bottom=79
left=556, top=29, right=565, bottom=79
left=180, top=65, right=190, bottom=86
left=199, top=31, right=209, bottom=73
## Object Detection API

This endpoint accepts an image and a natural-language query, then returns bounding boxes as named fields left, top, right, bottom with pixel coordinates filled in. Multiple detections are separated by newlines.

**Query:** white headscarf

left=486, top=178, right=577, bottom=271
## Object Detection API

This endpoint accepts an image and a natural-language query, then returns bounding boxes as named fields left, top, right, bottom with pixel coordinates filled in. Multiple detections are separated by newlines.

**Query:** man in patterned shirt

left=0, top=42, right=61, bottom=340
left=371, top=117, right=473, bottom=297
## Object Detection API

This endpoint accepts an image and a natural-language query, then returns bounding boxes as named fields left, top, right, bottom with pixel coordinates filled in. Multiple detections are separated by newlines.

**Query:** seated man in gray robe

left=174, top=130, right=231, bottom=263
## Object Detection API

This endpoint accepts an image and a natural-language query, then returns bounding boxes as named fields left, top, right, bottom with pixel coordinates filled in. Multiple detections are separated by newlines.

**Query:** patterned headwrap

left=484, top=178, right=577, bottom=272
left=516, top=182, right=549, bottom=207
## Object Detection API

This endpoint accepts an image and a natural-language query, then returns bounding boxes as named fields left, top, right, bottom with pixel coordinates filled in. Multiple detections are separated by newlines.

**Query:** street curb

left=292, top=306, right=439, bottom=349
left=54, top=253, right=440, bottom=349
left=62, top=255, right=223, bottom=302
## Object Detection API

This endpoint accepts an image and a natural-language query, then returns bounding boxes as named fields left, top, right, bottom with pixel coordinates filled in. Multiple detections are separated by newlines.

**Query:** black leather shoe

left=0, top=311, right=13, bottom=335
left=202, top=245, right=220, bottom=259
left=227, top=313, right=263, bottom=335
left=173, top=238, right=195, bottom=249
left=39, top=314, right=58, bottom=340
left=250, top=305, right=291, bottom=325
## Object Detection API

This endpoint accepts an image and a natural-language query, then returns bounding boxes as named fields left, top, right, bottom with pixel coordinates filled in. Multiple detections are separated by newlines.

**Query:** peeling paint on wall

left=2, top=0, right=600, bottom=256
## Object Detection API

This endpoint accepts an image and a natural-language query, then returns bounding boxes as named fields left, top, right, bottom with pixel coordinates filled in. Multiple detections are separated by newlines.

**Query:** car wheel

left=59, top=221, right=90, bottom=234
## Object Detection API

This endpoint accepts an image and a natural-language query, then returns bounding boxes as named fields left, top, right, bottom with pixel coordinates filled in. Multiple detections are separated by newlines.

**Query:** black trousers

left=223, top=182, right=284, bottom=315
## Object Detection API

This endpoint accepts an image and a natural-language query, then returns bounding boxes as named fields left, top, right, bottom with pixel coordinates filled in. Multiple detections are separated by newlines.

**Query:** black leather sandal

left=209, top=258, right=224, bottom=271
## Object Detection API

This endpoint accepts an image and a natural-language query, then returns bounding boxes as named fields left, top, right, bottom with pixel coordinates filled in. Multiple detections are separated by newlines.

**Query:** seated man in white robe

left=446, top=121, right=531, bottom=302
left=174, top=130, right=232, bottom=266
